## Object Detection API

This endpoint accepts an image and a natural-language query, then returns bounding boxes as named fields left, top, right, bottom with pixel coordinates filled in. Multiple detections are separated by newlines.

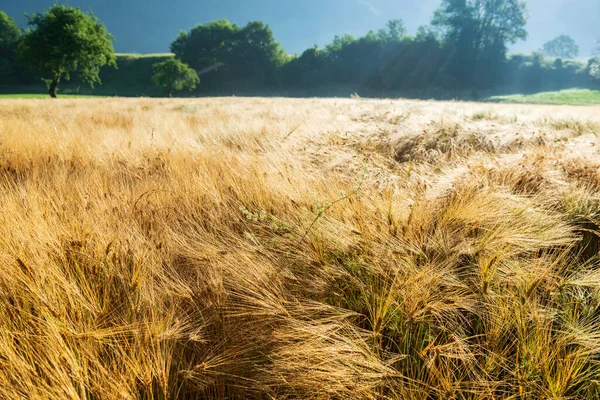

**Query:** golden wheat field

left=2, top=97, right=600, bottom=399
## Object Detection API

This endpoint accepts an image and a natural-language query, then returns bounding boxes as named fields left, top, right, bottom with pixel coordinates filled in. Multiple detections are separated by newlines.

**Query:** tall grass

left=1, top=97, right=600, bottom=398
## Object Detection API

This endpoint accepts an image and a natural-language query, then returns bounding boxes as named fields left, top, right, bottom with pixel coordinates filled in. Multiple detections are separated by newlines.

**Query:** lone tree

left=0, top=11, right=21, bottom=80
left=152, top=58, right=199, bottom=97
left=542, top=35, right=579, bottom=59
left=18, top=5, right=116, bottom=98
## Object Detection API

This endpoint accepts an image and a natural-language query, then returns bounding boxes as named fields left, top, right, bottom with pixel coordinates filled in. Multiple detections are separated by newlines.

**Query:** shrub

left=152, top=58, right=199, bottom=97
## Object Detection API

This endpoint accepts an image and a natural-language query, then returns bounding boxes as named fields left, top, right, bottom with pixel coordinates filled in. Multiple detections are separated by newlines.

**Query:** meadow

left=1, top=97, right=600, bottom=399
left=488, top=88, right=600, bottom=106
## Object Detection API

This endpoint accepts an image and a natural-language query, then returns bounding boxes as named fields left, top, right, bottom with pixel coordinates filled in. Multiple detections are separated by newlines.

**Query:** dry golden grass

left=2, top=97, right=600, bottom=399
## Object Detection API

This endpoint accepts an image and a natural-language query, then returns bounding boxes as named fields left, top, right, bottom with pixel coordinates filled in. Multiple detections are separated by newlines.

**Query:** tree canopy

left=377, top=20, right=407, bottom=43
left=171, top=19, right=238, bottom=73
left=432, top=0, right=528, bottom=87
left=432, top=0, right=528, bottom=47
left=152, top=58, right=199, bottom=97
left=0, top=10, right=21, bottom=80
left=171, top=19, right=286, bottom=89
left=0, top=10, right=19, bottom=52
left=18, top=5, right=116, bottom=97
left=543, top=35, right=579, bottom=59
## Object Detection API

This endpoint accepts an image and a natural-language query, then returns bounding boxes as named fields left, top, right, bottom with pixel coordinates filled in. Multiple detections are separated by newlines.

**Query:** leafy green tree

left=432, top=0, right=528, bottom=87
left=231, top=21, right=287, bottom=85
left=0, top=11, right=19, bottom=54
left=0, top=11, right=21, bottom=81
left=171, top=20, right=239, bottom=73
left=18, top=5, right=116, bottom=98
left=542, top=35, right=579, bottom=59
left=152, top=58, right=199, bottom=97
left=432, top=0, right=527, bottom=49
left=171, top=19, right=286, bottom=89
left=324, top=34, right=357, bottom=54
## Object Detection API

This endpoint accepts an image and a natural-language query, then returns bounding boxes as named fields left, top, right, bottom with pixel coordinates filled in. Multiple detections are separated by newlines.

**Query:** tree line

left=1, top=1, right=600, bottom=98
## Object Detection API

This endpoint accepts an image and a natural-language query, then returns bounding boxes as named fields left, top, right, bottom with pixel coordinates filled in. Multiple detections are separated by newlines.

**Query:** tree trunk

left=49, top=74, right=60, bottom=98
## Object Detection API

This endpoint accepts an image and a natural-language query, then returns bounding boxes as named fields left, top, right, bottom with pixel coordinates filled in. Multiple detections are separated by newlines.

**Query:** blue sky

left=2, top=0, right=599, bottom=58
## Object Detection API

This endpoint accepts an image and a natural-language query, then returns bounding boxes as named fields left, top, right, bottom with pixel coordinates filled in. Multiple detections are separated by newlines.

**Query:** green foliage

left=415, top=25, right=440, bottom=41
left=0, top=54, right=173, bottom=97
left=432, top=0, right=528, bottom=87
left=18, top=5, right=116, bottom=97
left=589, top=58, right=600, bottom=81
left=531, top=50, right=545, bottom=66
left=433, top=0, right=528, bottom=45
left=501, top=52, right=597, bottom=94
left=5, top=10, right=600, bottom=99
left=282, top=19, right=455, bottom=91
left=543, top=35, right=579, bottom=59
left=0, top=57, right=12, bottom=76
left=171, top=19, right=286, bottom=90
left=376, top=20, right=406, bottom=43
left=171, top=19, right=238, bottom=72
left=152, top=58, right=199, bottom=96
left=0, top=10, right=19, bottom=51
left=0, top=11, right=21, bottom=81
left=95, top=54, right=172, bottom=96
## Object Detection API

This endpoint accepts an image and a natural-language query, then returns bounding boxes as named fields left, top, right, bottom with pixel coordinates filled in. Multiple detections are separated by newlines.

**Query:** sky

left=2, top=0, right=599, bottom=58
